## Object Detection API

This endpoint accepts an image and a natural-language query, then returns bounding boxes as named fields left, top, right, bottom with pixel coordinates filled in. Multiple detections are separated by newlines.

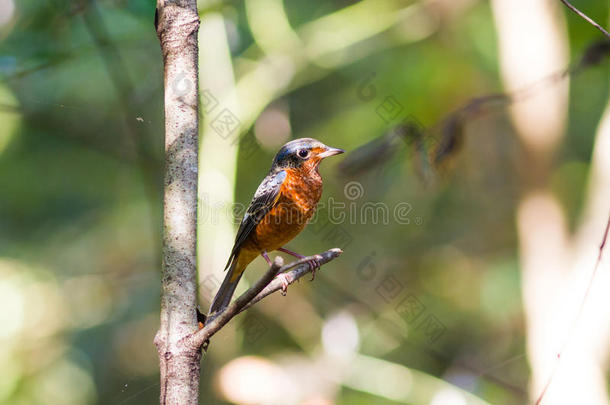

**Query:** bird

left=208, top=138, right=344, bottom=317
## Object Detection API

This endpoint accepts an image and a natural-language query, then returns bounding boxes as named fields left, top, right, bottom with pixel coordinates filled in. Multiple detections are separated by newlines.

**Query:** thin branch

left=534, top=211, right=610, bottom=405
left=195, top=256, right=285, bottom=348
left=189, top=248, right=343, bottom=347
left=339, top=39, right=609, bottom=177
left=559, top=0, right=610, bottom=39
left=239, top=249, right=342, bottom=312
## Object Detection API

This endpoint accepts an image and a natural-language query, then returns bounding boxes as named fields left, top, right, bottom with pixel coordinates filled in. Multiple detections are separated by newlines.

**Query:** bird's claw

left=308, top=256, right=322, bottom=281
left=276, top=273, right=291, bottom=295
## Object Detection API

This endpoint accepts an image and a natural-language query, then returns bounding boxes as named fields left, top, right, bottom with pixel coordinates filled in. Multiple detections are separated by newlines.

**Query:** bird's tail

left=209, top=267, right=242, bottom=317
left=208, top=251, right=255, bottom=317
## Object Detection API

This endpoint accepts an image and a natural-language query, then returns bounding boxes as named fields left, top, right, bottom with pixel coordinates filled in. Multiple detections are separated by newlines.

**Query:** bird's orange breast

left=246, top=168, right=323, bottom=252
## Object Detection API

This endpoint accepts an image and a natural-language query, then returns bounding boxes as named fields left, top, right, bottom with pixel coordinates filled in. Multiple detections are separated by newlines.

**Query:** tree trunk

left=153, top=1, right=201, bottom=404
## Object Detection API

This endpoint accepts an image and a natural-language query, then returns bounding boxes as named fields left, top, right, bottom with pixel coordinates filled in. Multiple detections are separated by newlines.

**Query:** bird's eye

left=297, top=149, right=309, bottom=159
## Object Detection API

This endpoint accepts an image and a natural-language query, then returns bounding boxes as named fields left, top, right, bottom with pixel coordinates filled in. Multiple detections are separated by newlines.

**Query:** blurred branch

left=189, top=248, right=343, bottom=347
left=338, top=39, right=610, bottom=178
left=534, top=212, right=610, bottom=405
left=558, top=0, right=610, bottom=39
left=81, top=2, right=149, bottom=154
left=432, top=39, right=608, bottom=165
left=1, top=53, right=72, bottom=81
left=0, top=34, right=157, bottom=83
left=81, top=0, right=163, bottom=261
left=495, top=1, right=609, bottom=402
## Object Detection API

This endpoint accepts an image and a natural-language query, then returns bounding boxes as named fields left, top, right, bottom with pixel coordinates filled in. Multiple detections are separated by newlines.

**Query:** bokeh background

left=1, top=0, right=609, bottom=404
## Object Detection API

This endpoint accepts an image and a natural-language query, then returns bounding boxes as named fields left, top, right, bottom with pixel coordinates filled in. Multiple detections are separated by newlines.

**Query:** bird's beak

left=318, top=146, right=345, bottom=159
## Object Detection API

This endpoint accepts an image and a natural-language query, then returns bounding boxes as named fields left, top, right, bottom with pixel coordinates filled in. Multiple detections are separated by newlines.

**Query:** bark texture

left=153, top=1, right=201, bottom=404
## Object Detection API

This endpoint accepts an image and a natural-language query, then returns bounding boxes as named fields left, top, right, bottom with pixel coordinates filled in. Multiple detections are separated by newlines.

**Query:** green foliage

left=0, top=0, right=607, bottom=404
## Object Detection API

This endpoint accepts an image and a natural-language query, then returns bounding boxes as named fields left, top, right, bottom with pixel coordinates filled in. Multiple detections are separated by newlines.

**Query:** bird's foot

left=278, top=247, right=320, bottom=280
left=275, top=272, right=293, bottom=295
left=307, top=257, right=321, bottom=281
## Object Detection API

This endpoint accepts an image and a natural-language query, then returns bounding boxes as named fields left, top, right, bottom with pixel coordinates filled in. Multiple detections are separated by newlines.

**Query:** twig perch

left=240, top=248, right=343, bottom=312
left=189, top=248, right=343, bottom=347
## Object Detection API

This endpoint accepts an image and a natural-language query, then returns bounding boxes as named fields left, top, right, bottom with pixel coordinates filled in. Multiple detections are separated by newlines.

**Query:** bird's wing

left=224, top=170, right=287, bottom=269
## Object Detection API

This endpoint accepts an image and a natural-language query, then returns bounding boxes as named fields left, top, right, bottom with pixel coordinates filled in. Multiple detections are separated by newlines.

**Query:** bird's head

left=271, top=138, right=344, bottom=171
